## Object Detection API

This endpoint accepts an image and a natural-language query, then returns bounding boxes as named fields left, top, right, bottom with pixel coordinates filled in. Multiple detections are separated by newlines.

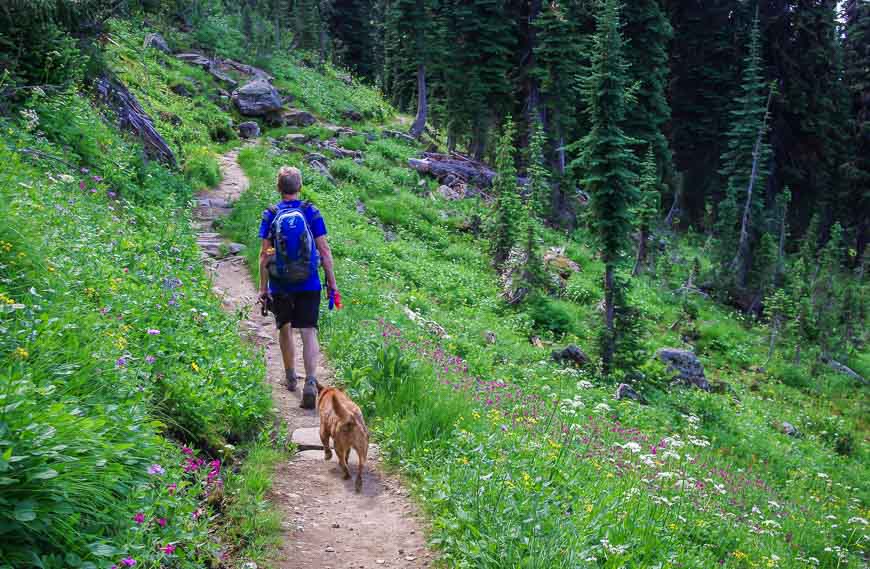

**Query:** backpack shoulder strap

left=268, top=205, right=278, bottom=214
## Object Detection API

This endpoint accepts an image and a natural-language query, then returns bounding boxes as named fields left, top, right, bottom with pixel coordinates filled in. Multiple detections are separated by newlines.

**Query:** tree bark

left=602, top=263, right=616, bottom=374
left=409, top=63, right=428, bottom=139
left=632, top=225, right=648, bottom=276
left=731, top=86, right=775, bottom=288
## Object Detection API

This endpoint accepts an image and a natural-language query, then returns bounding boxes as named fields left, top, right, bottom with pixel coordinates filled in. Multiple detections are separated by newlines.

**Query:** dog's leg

left=337, top=442, right=351, bottom=479
left=320, top=424, right=332, bottom=461
left=355, top=445, right=367, bottom=493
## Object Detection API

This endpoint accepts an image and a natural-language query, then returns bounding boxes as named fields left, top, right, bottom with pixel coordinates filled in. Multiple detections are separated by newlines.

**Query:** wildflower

left=147, top=464, right=165, bottom=475
left=14, top=347, right=28, bottom=359
left=145, top=355, right=156, bottom=364
left=181, top=446, right=193, bottom=455
left=191, top=362, right=200, bottom=373
left=732, top=551, right=748, bottom=560
left=133, top=512, right=145, bottom=524
left=161, top=544, right=176, bottom=555
left=167, top=483, right=177, bottom=495
left=192, top=508, right=203, bottom=520
left=156, top=517, right=167, bottom=527
left=116, top=356, right=128, bottom=367
left=108, top=191, right=117, bottom=198
left=79, top=181, right=86, bottom=191
left=848, top=516, right=868, bottom=525
left=121, top=558, right=136, bottom=567
left=147, top=329, right=160, bottom=335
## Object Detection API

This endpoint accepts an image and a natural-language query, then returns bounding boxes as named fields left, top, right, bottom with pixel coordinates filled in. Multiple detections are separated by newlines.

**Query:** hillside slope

left=1, top=11, right=867, bottom=569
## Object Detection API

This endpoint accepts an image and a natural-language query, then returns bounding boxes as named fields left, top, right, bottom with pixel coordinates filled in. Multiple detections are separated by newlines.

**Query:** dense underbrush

left=0, top=73, right=271, bottom=566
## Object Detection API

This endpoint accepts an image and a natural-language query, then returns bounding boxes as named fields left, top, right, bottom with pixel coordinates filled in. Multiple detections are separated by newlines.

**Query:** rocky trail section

left=194, top=150, right=431, bottom=569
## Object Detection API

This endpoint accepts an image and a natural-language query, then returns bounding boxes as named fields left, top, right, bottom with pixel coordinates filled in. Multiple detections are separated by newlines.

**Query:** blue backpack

left=267, top=203, right=316, bottom=285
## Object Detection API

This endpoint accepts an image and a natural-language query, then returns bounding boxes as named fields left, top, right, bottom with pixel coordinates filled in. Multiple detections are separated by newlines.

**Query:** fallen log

left=820, top=355, right=868, bottom=385
left=408, top=153, right=497, bottom=188
left=95, top=75, right=176, bottom=168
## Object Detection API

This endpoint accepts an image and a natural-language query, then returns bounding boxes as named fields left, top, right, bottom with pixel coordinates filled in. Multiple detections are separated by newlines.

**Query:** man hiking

left=258, top=166, right=338, bottom=409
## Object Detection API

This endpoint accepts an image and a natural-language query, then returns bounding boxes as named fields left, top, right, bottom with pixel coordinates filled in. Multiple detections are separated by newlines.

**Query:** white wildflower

left=577, top=380, right=594, bottom=389
left=661, top=450, right=681, bottom=461
left=848, top=517, right=868, bottom=526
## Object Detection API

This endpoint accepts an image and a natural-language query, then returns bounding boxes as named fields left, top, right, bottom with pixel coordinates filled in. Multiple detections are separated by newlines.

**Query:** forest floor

left=194, top=149, right=432, bottom=569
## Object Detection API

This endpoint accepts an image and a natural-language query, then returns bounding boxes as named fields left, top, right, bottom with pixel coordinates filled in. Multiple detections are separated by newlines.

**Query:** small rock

left=384, top=230, right=397, bottom=242
left=306, top=152, right=330, bottom=164
left=355, top=200, right=366, bottom=214
left=437, top=184, right=465, bottom=201
left=238, top=121, right=261, bottom=139
left=228, top=243, right=246, bottom=255
left=176, top=52, right=213, bottom=68
left=615, top=383, right=645, bottom=403
left=484, top=331, right=496, bottom=344
left=376, top=561, right=385, bottom=565
left=530, top=336, right=544, bottom=348
left=170, top=83, right=193, bottom=98
left=241, top=562, right=258, bottom=569
left=342, top=108, right=363, bottom=122
left=283, top=133, right=309, bottom=144
left=405, top=556, right=416, bottom=561
left=143, top=32, right=170, bottom=53
left=781, top=421, right=801, bottom=438
left=325, top=546, right=335, bottom=553
left=332, top=522, right=340, bottom=528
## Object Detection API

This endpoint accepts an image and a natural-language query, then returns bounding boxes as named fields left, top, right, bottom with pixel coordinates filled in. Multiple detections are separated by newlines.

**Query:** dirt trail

left=194, top=150, right=432, bottom=569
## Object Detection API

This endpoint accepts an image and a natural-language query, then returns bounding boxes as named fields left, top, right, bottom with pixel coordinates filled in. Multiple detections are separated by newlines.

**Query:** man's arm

left=315, top=235, right=337, bottom=292
left=258, top=238, right=272, bottom=300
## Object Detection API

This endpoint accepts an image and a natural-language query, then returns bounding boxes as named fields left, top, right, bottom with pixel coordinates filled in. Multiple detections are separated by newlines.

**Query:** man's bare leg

left=278, top=324, right=297, bottom=390
left=300, top=327, right=320, bottom=408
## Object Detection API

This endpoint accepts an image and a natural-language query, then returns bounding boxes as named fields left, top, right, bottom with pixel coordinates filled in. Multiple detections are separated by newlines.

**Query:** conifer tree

left=633, top=145, right=660, bottom=276
left=569, top=0, right=638, bottom=374
left=843, top=0, right=870, bottom=256
left=490, top=116, right=520, bottom=268
left=527, top=119, right=551, bottom=219
left=715, top=10, right=773, bottom=289
left=622, top=0, right=674, bottom=188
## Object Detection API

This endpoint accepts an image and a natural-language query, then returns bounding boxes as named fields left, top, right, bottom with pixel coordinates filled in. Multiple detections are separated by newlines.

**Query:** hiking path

left=193, top=149, right=432, bottom=569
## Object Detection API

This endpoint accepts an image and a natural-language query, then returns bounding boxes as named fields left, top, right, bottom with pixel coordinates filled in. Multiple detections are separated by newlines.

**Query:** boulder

left=228, top=243, right=247, bottom=255
left=282, top=109, right=317, bottom=127
left=615, top=383, right=645, bottom=403
left=238, top=121, right=260, bottom=139
left=232, top=79, right=283, bottom=117
left=656, top=348, right=710, bottom=391
left=283, top=133, right=309, bottom=144
left=143, top=32, right=170, bottom=53
left=552, top=345, right=590, bottom=367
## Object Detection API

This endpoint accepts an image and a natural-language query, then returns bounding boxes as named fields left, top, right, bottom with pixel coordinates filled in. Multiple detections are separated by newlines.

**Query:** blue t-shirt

left=259, top=200, right=327, bottom=293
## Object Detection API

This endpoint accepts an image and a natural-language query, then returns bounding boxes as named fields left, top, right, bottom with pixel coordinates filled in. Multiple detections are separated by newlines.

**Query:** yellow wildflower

left=585, top=503, right=593, bottom=513
left=14, top=347, right=29, bottom=359
left=732, top=551, right=748, bottom=560
left=191, top=362, right=200, bottom=373
left=47, top=266, right=55, bottom=273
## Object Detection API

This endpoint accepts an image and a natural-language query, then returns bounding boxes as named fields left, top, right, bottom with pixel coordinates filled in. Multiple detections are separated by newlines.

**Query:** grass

left=225, top=90, right=868, bottom=566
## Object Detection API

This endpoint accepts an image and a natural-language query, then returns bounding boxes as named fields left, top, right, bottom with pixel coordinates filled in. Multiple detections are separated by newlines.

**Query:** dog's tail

left=331, top=393, right=357, bottom=432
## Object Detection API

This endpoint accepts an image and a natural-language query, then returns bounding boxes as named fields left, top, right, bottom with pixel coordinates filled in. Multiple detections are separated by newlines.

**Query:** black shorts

left=270, top=290, right=321, bottom=329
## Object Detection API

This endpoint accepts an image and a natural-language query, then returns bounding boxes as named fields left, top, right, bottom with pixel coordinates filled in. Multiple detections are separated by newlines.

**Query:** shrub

left=183, top=146, right=222, bottom=190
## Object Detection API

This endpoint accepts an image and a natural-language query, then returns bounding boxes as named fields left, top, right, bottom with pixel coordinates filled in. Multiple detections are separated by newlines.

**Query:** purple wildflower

left=121, top=558, right=136, bottom=567
left=116, top=356, right=128, bottom=367
left=145, top=355, right=156, bottom=364
left=147, top=464, right=165, bottom=476
left=147, top=329, right=160, bottom=335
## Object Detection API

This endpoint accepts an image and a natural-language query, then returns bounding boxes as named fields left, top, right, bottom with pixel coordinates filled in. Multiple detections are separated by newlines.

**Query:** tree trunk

left=409, top=63, right=427, bottom=139
left=632, top=225, right=648, bottom=276
left=318, top=1, right=328, bottom=67
left=602, top=263, right=616, bottom=374
left=731, top=87, right=775, bottom=288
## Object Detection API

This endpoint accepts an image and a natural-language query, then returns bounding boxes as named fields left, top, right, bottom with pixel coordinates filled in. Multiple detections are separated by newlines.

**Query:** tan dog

left=316, top=381, right=369, bottom=492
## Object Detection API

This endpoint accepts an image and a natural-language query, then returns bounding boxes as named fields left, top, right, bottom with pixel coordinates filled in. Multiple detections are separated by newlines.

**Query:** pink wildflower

left=167, top=483, right=177, bottom=495
left=192, top=508, right=203, bottom=520
left=156, top=517, right=167, bottom=527
left=121, top=558, right=136, bottom=567
left=181, top=446, right=193, bottom=456
left=133, top=512, right=145, bottom=524
left=161, top=544, right=176, bottom=555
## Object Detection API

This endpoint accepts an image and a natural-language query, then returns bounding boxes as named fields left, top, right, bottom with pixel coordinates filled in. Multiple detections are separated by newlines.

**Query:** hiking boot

left=301, top=377, right=317, bottom=409
left=285, top=370, right=298, bottom=392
